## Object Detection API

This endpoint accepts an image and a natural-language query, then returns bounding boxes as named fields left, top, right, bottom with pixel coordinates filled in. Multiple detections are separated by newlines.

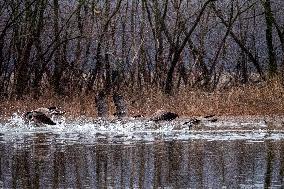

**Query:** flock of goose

left=23, top=106, right=216, bottom=126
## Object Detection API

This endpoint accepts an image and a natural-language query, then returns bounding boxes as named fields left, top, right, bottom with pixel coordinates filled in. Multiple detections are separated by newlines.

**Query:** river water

left=0, top=114, right=284, bottom=188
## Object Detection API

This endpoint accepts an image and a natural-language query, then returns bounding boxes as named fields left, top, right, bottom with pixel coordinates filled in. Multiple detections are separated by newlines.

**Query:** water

left=0, top=114, right=284, bottom=188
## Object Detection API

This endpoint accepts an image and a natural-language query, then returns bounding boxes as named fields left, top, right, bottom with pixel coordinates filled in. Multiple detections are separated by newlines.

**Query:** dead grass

left=1, top=80, right=284, bottom=119
left=126, top=79, right=284, bottom=117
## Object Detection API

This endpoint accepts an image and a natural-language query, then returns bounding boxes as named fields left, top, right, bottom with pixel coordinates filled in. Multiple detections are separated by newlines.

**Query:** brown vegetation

left=1, top=79, right=284, bottom=120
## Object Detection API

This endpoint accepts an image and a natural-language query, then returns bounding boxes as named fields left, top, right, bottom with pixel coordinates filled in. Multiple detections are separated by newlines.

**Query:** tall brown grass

left=1, top=80, right=284, bottom=120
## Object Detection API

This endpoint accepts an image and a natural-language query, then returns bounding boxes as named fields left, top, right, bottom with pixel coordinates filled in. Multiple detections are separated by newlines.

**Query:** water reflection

left=1, top=133, right=284, bottom=188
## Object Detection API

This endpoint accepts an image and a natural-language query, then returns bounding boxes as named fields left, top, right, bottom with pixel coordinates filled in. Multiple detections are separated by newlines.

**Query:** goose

left=24, top=107, right=65, bottom=125
left=150, top=110, right=179, bottom=122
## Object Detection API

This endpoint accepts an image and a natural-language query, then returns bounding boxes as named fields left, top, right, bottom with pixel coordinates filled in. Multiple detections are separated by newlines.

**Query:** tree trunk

left=14, top=0, right=40, bottom=98
left=32, top=0, right=47, bottom=99
left=51, top=0, right=63, bottom=95
left=262, top=0, right=277, bottom=77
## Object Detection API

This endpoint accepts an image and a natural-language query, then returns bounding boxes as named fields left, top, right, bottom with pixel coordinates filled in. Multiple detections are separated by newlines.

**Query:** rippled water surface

left=0, top=114, right=284, bottom=188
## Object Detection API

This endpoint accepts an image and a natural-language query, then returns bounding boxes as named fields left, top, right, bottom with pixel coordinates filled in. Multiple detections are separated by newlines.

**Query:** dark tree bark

left=262, top=1, right=284, bottom=80
left=95, top=91, right=109, bottom=118
left=262, top=0, right=277, bottom=77
left=51, top=0, right=64, bottom=95
left=113, top=92, right=128, bottom=118
left=32, top=0, right=47, bottom=99
left=14, top=0, right=42, bottom=98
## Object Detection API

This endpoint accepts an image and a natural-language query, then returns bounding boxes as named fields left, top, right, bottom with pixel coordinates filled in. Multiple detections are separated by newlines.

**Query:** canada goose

left=35, top=107, right=65, bottom=116
left=24, top=107, right=65, bottom=125
left=183, top=118, right=201, bottom=125
left=204, top=114, right=215, bottom=119
left=183, top=115, right=218, bottom=125
left=150, top=110, right=179, bottom=122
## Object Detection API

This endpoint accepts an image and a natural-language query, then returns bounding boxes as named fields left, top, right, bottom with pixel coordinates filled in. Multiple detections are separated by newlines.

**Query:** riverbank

left=1, top=80, right=284, bottom=119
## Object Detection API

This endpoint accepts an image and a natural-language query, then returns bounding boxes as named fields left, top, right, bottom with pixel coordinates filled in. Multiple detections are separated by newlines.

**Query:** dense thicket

left=0, top=0, right=284, bottom=99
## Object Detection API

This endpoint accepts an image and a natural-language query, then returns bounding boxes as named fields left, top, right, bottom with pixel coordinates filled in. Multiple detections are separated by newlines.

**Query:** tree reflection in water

left=0, top=134, right=284, bottom=188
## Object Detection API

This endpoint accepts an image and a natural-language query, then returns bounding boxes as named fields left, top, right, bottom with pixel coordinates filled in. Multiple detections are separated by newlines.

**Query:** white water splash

left=0, top=113, right=284, bottom=145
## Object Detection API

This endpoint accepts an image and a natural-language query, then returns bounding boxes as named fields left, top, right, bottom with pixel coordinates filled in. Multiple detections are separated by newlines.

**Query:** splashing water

left=1, top=113, right=284, bottom=145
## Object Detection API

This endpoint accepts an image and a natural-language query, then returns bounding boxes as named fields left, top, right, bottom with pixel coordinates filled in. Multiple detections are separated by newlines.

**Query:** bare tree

left=153, top=0, right=217, bottom=94
left=0, top=0, right=284, bottom=99
left=212, top=2, right=264, bottom=80
left=13, top=0, right=45, bottom=98
left=262, top=0, right=277, bottom=77
left=86, top=0, right=123, bottom=93
left=51, top=0, right=64, bottom=95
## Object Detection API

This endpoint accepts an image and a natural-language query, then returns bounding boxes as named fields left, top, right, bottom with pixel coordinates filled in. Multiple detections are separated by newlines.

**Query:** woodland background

left=1, top=0, right=284, bottom=117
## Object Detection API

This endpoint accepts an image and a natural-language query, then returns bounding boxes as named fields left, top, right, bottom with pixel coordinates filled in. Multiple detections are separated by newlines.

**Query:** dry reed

left=1, top=80, right=284, bottom=120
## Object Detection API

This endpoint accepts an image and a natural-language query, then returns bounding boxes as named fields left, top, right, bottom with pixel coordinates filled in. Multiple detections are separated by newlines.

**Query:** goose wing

left=33, top=111, right=56, bottom=125
left=151, top=111, right=178, bottom=121
left=160, top=112, right=178, bottom=121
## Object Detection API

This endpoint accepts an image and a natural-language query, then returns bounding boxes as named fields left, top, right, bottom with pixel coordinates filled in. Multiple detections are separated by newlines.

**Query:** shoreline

left=1, top=101, right=284, bottom=121
left=1, top=82, right=284, bottom=120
